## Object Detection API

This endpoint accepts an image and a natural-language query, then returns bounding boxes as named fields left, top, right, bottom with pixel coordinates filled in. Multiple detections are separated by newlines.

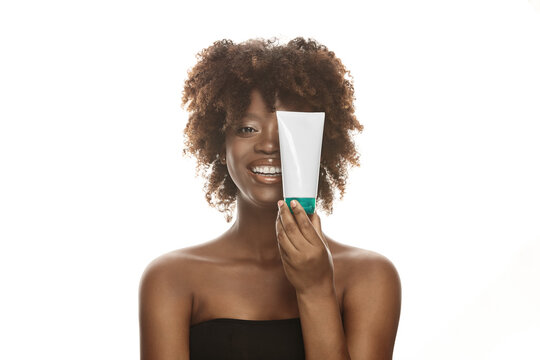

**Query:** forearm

left=296, top=286, right=351, bottom=360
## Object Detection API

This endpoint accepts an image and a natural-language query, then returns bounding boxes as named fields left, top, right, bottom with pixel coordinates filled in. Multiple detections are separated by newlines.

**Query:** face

left=223, top=88, right=314, bottom=209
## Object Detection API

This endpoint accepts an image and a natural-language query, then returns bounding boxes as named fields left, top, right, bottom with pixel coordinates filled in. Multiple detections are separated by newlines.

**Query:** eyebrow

left=242, top=113, right=263, bottom=120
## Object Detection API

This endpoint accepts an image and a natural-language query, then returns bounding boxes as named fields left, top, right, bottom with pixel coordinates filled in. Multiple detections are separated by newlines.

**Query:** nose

left=254, top=117, right=280, bottom=155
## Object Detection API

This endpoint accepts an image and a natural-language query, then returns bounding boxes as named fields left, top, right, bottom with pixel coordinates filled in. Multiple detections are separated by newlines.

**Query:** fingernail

left=291, top=200, right=296, bottom=208
left=277, top=200, right=283, bottom=208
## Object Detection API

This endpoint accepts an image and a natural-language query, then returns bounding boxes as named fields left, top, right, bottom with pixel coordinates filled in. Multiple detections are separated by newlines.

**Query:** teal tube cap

left=285, top=197, right=316, bottom=215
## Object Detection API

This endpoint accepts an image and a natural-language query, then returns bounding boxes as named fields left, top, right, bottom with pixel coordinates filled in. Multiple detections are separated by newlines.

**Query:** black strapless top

left=189, top=317, right=305, bottom=360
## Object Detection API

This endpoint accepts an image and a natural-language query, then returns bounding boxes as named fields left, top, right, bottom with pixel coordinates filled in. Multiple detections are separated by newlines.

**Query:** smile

left=248, top=168, right=282, bottom=184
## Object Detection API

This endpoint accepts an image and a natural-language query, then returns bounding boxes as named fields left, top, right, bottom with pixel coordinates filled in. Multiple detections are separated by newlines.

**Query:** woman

left=139, top=37, right=401, bottom=360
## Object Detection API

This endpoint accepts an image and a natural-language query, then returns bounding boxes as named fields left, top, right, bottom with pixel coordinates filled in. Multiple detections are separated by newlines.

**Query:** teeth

left=251, top=166, right=282, bottom=174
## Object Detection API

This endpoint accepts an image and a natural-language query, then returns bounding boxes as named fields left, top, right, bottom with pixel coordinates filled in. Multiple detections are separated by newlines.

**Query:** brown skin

left=221, top=89, right=334, bottom=297
left=185, top=89, right=344, bottom=322
left=217, top=89, right=315, bottom=264
left=181, top=37, right=364, bottom=223
left=139, top=91, right=401, bottom=360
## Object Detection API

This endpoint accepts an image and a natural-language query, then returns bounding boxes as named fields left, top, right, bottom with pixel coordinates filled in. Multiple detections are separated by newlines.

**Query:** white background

left=1, top=0, right=539, bottom=359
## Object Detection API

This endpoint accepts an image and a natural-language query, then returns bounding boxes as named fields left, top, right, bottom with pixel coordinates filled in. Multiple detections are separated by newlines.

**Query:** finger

left=308, top=211, right=328, bottom=248
left=308, top=211, right=323, bottom=238
left=278, top=200, right=308, bottom=251
left=289, top=200, right=321, bottom=247
left=276, top=216, right=299, bottom=254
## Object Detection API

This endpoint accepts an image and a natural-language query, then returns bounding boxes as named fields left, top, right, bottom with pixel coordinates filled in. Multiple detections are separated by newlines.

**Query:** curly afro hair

left=181, top=37, right=364, bottom=222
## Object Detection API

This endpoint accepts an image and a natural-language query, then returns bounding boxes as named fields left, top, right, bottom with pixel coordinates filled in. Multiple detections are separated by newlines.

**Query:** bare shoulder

left=138, top=248, right=200, bottom=360
left=139, top=245, right=209, bottom=294
left=140, top=249, right=193, bottom=284
left=325, top=236, right=401, bottom=291
left=346, top=247, right=400, bottom=278
left=333, top=244, right=402, bottom=359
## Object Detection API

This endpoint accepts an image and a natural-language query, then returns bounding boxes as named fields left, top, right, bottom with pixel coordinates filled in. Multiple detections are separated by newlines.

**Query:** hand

left=275, top=199, right=335, bottom=296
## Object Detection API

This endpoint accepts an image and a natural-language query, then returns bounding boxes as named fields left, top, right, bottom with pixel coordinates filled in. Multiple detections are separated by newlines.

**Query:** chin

left=249, top=193, right=283, bottom=208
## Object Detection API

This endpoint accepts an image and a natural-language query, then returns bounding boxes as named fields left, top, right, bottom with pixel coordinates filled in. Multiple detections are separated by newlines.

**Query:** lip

left=246, top=157, right=282, bottom=185
left=248, top=168, right=282, bottom=184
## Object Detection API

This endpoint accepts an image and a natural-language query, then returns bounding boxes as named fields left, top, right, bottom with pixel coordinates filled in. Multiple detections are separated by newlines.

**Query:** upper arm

left=139, top=254, right=192, bottom=360
left=342, top=252, right=402, bottom=360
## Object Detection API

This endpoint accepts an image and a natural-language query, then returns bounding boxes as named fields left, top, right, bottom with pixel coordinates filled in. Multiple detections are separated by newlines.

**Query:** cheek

left=224, top=143, right=249, bottom=186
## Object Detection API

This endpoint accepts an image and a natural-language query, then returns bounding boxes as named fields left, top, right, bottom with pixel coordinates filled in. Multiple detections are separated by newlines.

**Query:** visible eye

left=237, top=127, right=256, bottom=134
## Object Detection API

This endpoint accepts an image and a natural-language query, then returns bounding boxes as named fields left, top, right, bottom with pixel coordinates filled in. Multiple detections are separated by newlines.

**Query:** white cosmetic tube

left=276, top=111, right=325, bottom=214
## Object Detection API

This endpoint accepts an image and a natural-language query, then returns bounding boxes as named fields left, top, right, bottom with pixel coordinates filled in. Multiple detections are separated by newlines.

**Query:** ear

left=217, top=149, right=226, bottom=164
left=220, top=145, right=227, bottom=164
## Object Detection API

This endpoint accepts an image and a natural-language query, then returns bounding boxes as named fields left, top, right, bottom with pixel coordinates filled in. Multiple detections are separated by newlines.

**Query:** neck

left=226, top=194, right=282, bottom=264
